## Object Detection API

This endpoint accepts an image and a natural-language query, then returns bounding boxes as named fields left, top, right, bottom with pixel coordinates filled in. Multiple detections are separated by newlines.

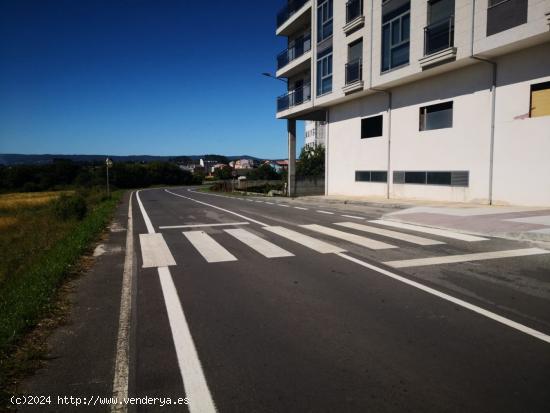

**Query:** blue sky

left=0, top=0, right=302, bottom=158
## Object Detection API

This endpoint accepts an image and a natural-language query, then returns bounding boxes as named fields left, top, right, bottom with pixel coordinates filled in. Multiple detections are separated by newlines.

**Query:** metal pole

left=106, top=165, right=110, bottom=198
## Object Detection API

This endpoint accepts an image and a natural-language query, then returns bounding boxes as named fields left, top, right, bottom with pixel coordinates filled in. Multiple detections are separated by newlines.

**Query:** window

left=346, top=39, right=363, bottom=84
left=317, top=0, right=333, bottom=42
left=393, top=171, right=469, bottom=186
left=381, top=0, right=410, bottom=72
left=419, top=101, right=453, bottom=131
left=361, top=115, right=383, bottom=138
left=425, top=0, right=455, bottom=55
left=530, top=81, right=550, bottom=118
left=487, top=0, right=527, bottom=36
left=355, top=171, right=388, bottom=182
left=317, top=47, right=333, bottom=96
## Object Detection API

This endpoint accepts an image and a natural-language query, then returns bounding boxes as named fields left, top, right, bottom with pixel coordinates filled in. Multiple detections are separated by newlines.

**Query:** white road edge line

left=337, top=252, right=550, bottom=344
left=159, top=222, right=250, bottom=229
left=137, top=190, right=217, bottom=413
left=111, top=192, right=134, bottom=413
left=165, top=188, right=268, bottom=226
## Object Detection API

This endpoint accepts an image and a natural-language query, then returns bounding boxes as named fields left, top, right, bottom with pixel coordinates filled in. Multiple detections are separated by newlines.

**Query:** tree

left=213, top=165, right=232, bottom=180
left=296, top=145, right=325, bottom=177
left=247, top=163, right=280, bottom=180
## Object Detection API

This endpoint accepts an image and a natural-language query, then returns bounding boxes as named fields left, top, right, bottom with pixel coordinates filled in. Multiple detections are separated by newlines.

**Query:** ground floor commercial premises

left=322, top=42, right=550, bottom=206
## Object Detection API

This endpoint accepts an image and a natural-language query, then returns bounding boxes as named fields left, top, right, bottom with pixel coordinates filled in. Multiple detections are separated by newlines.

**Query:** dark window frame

left=381, top=0, right=411, bottom=72
left=361, top=115, right=383, bottom=139
left=355, top=170, right=388, bottom=183
left=419, top=101, right=453, bottom=131
left=393, top=170, right=469, bottom=187
left=529, top=80, right=550, bottom=118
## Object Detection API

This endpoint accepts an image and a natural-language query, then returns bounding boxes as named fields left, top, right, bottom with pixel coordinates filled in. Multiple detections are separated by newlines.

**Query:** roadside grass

left=0, top=189, right=122, bottom=406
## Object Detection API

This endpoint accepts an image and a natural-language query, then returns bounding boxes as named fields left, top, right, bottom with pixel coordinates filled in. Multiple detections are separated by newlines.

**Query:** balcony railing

left=277, top=82, right=311, bottom=112
left=346, top=0, right=363, bottom=23
left=424, top=16, right=454, bottom=56
left=277, top=34, right=311, bottom=70
left=345, top=58, right=362, bottom=85
left=277, top=0, right=309, bottom=28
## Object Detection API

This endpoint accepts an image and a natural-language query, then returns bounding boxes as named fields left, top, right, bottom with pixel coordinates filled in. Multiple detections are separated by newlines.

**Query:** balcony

left=277, top=34, right=311, bottom=70
left=342, top=59, right=364, bottom=94
left=277, top=82, right=311, bottom=112
left=276, top=0, right=311, bottom=36
left=343, top=0, right=364, bottom=34
left=418, top=16, right=457, bottom=69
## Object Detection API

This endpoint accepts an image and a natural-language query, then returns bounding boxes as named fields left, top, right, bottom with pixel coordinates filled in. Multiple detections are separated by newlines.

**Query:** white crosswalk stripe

left=369, top=220, right=488, bottom=242
left=183, top=231, right=237, bottom=263
left=384, top=248, right=550, bottom=268
left=335, top=222, right=444, bottom=246
left=300, top=224, right=397, bottom=250
left=224, top=228, right=294, bottom=258
left=263, top=226, right=345, bottom=254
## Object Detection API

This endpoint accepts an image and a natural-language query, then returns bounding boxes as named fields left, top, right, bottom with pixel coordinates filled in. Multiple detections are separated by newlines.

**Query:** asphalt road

left=124, top=187, right=550, bottom=413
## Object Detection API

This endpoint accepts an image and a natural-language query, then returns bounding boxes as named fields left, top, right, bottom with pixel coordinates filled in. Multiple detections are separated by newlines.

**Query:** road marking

left=159, top=222, right=249, bottom=229
left=165, top=189, right=269, bottom=226
left=337, top=253, right=550, bottom=344
left=158, top=267, right=217, bottom=413
left=137, top=190, right=216, bottom=412
left=317, top=210, right=334, bottom=215
left=263, top=226, right=345, bottom=254
left=246, top=199, right=254, bottom=202
left=278, top=204, right=290, bottom=207
left=370, top=220, right=488, bottom=242
left=265, top=202, right=275, bottom=205
left=335, top=222, right=444, bottom=246
left=136, top=190, right=155, bottom=233
left=111, top=192, right=134, bottom=412
left=384, top=248, right=549, bottom=268
left=301, top=224, right=397, bottom=250
left=225, top=228, right=294, bottom=258
left=341, top=214, right=365, bottom=220
left=139, top=233, right=177, bottom=268
left=255, top=200, right=264, bottom=203
left=294, top=206, right=308, bottom=210
left=183, top=231, right=237, bottom=263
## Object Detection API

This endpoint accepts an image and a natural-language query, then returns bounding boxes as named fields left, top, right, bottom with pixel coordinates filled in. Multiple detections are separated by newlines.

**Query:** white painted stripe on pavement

left=370, top=220, right=488, bottom=242
left=136, top=190, right=155, bottom=233
left=159, top=222, right=249, bottom=229
left=294, top=206, right=308, bottom=210
left=265, top=202, right=275, bottom=205
left=278, top=204, right=290, bottom=207
left=301, top=224, right=397, bottom=250
left=158, top=267, right=217, bottom=413
left=139, top=233, right=177, bottom=268
left=183, top=231, right=237, bottom=263
left=336, top=222, right=444, bottom=246
left=341, top=214, right=365, bottom=220
left=111, top=192, right=134, bottom=412
left=165, top=189, right=269, bottom=226
left=225, top=228, right=294, bottom=258
left=263, top=226, right=345, bottom=254
left=137, top=190, right=217, bottom=412
left=337, top=253, right=550, bottom=344
left=317, top=210, right=334, bottom=215
left=384, top=248, right=549, bottom=268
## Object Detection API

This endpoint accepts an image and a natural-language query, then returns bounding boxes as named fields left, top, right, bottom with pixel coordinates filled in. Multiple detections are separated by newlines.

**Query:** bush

left=53, top=194, right=87, bottom=220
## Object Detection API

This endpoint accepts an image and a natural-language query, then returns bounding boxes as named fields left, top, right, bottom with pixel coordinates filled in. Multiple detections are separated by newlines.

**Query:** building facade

left=274, top=0, right=550, bottom=206
left=305, top=120, right=327, bottom=148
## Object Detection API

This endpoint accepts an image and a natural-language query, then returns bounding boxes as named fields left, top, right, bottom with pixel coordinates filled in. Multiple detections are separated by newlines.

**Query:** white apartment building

left=274, top=0, right=550, bottom=206
left=304, top=120, right=328, bottom=148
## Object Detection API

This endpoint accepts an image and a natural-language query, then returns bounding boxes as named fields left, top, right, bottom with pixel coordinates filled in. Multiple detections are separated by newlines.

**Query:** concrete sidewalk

left=290, top=195, right=550, bottom=243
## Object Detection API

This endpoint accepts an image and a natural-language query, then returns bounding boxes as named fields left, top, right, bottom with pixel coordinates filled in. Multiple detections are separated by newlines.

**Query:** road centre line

left=317, top=210, right=334, bottom=215
left=278, top=204, right=290, bottom=207
left=159, top=222, right=250, bottom=229
left=136, top=190, right=217, bottom=413
left=384, top=248, right=549, bottom=268
left=337, top=252, right=550, bottom=344
left=165, top=189, right=269, bottom=226
left=294, top=206, right=308, bottom=210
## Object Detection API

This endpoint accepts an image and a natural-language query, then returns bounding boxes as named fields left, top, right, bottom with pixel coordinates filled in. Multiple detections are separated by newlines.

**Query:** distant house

left=275, top=160, right=288, bottom=171
left=263, top=160, right=283, bottom=173
left=211, top=163, right=228, bottom=173
left=234, top=158, right=258, bottom=170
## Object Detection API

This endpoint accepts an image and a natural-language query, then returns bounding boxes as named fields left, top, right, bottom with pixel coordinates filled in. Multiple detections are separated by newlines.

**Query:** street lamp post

left=106, top=157, right=113, bottom=198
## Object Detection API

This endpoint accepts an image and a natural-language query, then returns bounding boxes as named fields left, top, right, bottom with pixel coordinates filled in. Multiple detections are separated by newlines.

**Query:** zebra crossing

left=139, top=219, right=550, bottom=267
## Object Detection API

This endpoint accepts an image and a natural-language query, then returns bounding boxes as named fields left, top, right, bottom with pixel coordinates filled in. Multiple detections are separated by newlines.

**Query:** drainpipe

left=470, top=0, right=497, bottom=205
left=368, top=0, right=392, bottom=199
left=324, top=110, right=329, bottom=195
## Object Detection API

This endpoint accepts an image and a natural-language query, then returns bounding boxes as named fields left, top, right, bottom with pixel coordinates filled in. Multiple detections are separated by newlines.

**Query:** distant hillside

left=0, top=154, right=263, bottom=166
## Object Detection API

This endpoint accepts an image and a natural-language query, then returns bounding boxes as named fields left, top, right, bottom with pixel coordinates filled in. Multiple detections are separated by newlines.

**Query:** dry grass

left=0, top=217, right=17, bottom=230
left=0, top=191, right=73, bottom=211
